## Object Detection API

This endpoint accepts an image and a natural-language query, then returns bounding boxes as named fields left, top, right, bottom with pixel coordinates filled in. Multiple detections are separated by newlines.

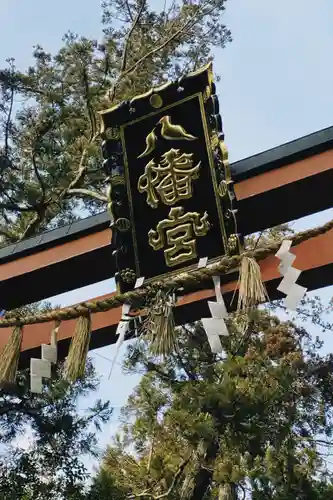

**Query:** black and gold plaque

left=100, top=63, right=241, bottom=292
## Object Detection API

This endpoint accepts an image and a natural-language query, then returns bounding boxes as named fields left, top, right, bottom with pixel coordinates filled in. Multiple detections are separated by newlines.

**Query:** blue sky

left=2, top=0, right=333, bottom=472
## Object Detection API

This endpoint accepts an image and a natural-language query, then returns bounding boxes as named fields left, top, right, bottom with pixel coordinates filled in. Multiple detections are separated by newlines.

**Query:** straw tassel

left=237, top=256, right=269, bottom=311
left=144, top=289, right=177, bottom=356
left=64, top=314, right=91, bottom=382
left=0, top=326, right=23, bottom=384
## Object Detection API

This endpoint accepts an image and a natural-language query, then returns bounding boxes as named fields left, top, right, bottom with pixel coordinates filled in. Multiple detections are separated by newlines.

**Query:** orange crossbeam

left=2, top=145, right=333, bottom=313
left=234, top=149, right=333, bottom=200
left=1, top=230, right=110, bottom=281
left=1, top=226, right=332, bottom=355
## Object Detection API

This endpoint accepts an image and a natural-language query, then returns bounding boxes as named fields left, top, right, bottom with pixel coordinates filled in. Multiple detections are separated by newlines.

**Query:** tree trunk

left=218, top=483, right=237, bottom=500
left=188, top=441, right=219, bottom=500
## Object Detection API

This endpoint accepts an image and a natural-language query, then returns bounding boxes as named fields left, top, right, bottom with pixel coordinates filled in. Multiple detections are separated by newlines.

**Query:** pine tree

left=0, top=0, right=231, bottom=243
left=0, top=4, right=232, bottom=491
left=0, top=361, right=113, bottom=499
left=93, top=301, right=333, bottom=499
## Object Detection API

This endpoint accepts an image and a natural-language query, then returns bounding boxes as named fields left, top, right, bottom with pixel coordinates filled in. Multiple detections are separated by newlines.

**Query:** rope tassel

left=144, top=289, right=177, bottom=356
left=0, top=326, right=23, bottom=384
left=64, top=314, right=91, bottom=382
left=237, top=256, right=269, bottom=311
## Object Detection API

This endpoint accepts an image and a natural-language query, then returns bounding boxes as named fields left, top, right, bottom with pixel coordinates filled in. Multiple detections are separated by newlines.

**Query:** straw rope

left=1, top=217, right=332, bottom=328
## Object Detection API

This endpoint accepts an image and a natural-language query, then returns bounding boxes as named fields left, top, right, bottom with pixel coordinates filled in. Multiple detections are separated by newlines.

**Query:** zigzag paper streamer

left=30, top=358, right=51, bottom=394
left=108, top=303, right=131, bottom=379
left=41, top=344, right=57, bottom=364
left=135, top=276, right=145, bottom=288
left=30, top=322, right=59, bottom=394
left=275, top=240, right=307, bottom=310
left=30, top=374, right=43, bottom=394
left=277, top=266, right=302, bottom=294
left=284, top=284, right=307, bottom=310
left=208, top=300, right=227, bottom=319
left=275, top=239, right=295, bottom=275
left=202, top=318, right=223, bottom=353
left=201, top=275, right=229, bottom=354
left=31, top=358, right=51, bottom=378
left=198, top=257, right=208, bottom=269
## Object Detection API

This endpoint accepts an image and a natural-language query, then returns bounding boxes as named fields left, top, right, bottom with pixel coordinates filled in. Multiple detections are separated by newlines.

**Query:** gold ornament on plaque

left=120, top=268, right=136, bottom=283
left=149, top=94, right=163, bottom=109
left=218, top=180, right=228, bottom=198
left=137, top=115, right=197, bottom=159
left=114, top=218, right=131, bottom=232
left=227, top=233, right=240, bottom=254
left=105, top=127, right=120, bottom=140
left=148, top=206, right=210, bottom=267
left=138, top=149, right=201, bottom=209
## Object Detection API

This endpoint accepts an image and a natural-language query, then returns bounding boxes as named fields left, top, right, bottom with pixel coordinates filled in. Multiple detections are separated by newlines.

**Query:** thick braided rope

left=1, top=217, right=332, bottom=328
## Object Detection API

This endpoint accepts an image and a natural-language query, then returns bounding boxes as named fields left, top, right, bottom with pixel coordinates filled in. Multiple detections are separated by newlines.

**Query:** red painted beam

left=2, top=135, right=333, bottom=310
left=1, top=226, right=332, bottom=366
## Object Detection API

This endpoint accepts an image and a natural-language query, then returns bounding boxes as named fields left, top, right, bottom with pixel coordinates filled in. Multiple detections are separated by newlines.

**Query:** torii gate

left=1, top=122, right=333, bottom=368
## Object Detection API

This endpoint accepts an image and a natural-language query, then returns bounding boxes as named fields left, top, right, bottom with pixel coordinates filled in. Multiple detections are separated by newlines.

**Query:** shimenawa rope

left=1, top=217, right=332, bottom=328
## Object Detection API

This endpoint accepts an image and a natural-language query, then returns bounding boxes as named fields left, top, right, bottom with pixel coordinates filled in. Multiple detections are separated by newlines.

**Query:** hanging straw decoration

left=63, top=313, right=91, bottom=382
left=143, top=288, right=177, bottom=356
left=237, top=256, right=269, bottom=312
left=0, top=326, right=23, bottom=384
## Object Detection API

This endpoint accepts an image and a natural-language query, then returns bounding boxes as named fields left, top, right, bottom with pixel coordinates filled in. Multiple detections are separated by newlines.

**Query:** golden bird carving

left=137, top=129, right=157, bottom=158
left=158, top=116, right=197, bottom=141
left=137, top=116, right=197, bottom=159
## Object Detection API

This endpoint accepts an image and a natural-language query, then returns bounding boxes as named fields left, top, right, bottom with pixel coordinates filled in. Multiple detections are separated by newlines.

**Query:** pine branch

left=121, top=0, right=146, bottom=73
left=132, top=450, right=192, bottom=499
left=145, top=361, right=178, bottom=387
left=19, top=68, right=100, bottom=238
left=109, top=0, right=146, bottom=102
left=66, top=135, right=99, bottom=192
left=146, top=433, right=155, bottom=474
left=19, top=211, right=42, bottom=240
left=0, top=402, right=40, bottom=417
left=4, top=86, right=14, bottom=157
left=0, top=202, right=35, bottom=212
left=0, top=226, right=19, bottom=243
left=110, top=0, right=214, bottom=102
left=174, top=351, right=197, bottom=381
left=66, top=188, right=108, bottom=202
left=124, top=1, right=217, bottom=80
left=125, top=0, right=134, bottom=23
left=122, top=15, right=195, bottom=78
left=31, top=153, right=46, bottom=200
left=82, top=67, right=97, bottom=141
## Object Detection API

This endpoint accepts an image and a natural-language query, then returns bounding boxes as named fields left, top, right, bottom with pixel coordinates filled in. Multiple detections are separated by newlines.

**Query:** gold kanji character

left=138, top=148, right=201, bottom=208
left=148, top=206, right=210, bottom=267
